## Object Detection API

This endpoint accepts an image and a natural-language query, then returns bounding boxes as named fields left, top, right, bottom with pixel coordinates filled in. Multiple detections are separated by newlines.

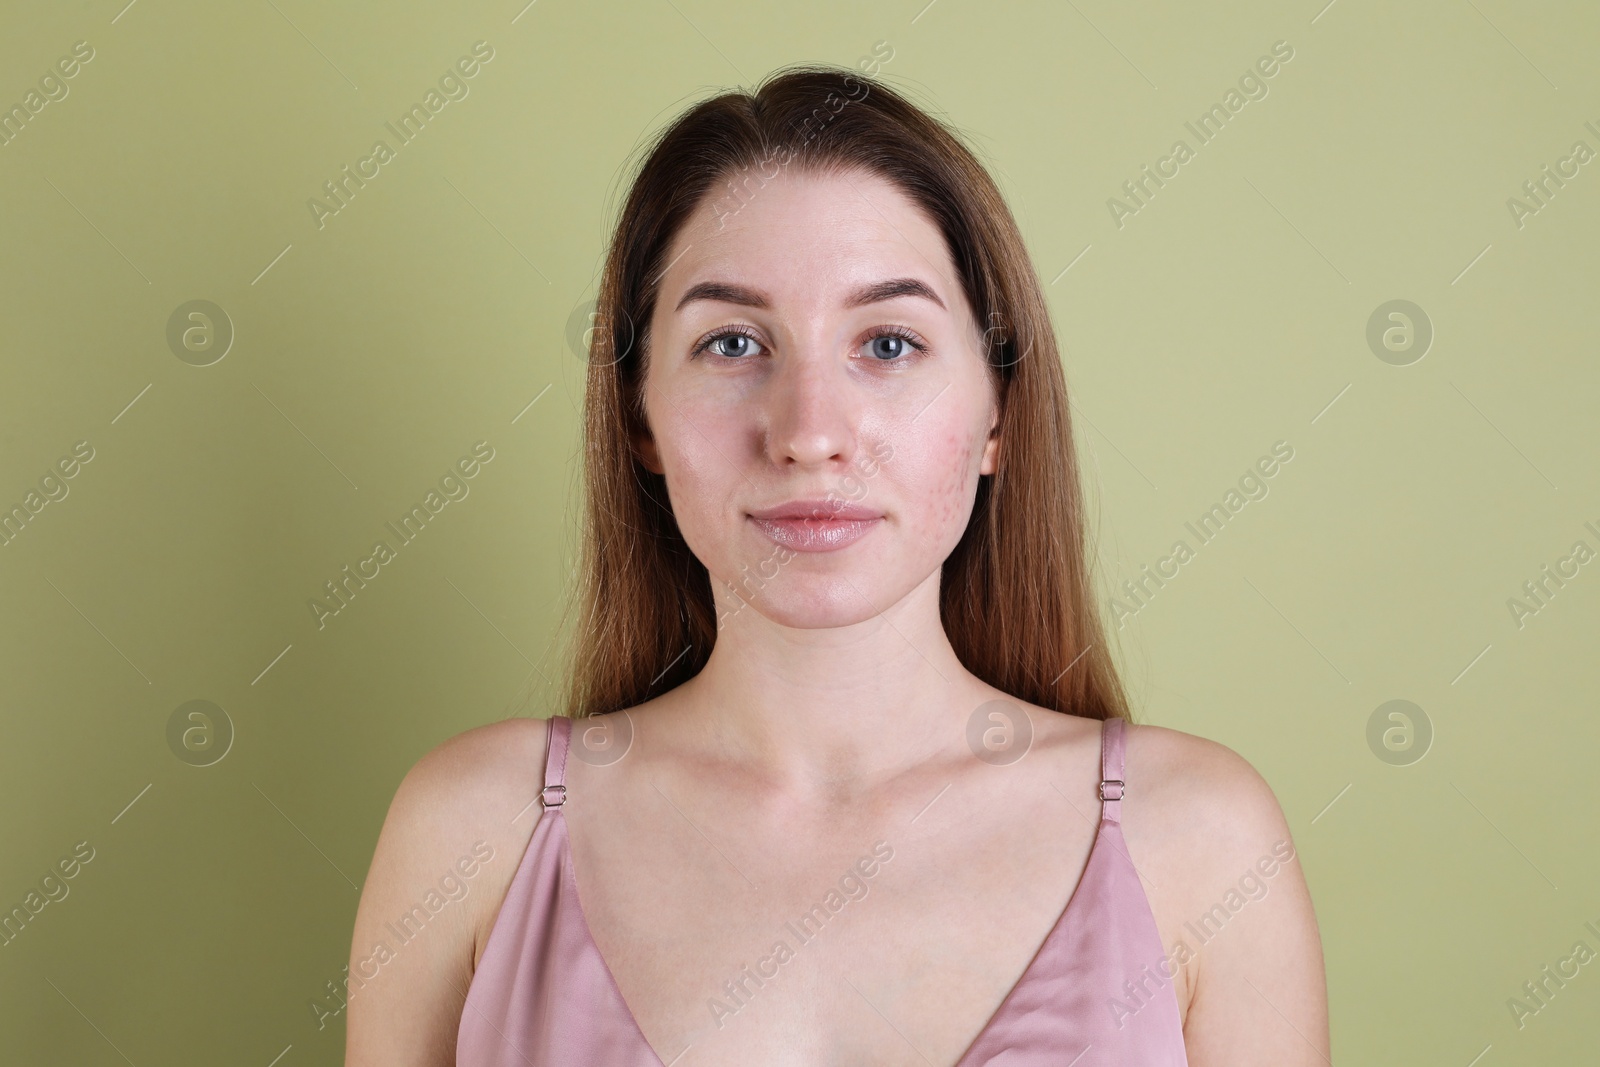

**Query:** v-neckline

left=550, top=764, right=1114, bottom=1066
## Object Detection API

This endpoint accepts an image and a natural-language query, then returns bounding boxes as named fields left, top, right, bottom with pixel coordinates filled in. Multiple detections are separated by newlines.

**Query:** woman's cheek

left=916, top=427, right=979, bottom=532
left=662, top=433, right=744, bottom=568
left=665, top=455, right=720, bottom=535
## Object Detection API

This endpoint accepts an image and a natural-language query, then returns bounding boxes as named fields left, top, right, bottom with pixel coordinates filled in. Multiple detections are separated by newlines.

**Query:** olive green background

left=2, top=0, right=1596, bottom=1063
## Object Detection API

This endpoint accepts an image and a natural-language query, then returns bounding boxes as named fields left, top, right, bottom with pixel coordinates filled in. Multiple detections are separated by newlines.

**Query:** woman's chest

left=560, top=777, right=1109, bottom=1065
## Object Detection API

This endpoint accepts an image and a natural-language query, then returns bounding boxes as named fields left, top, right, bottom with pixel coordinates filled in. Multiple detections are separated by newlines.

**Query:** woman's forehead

left=660, top=170, right=962, bottom=316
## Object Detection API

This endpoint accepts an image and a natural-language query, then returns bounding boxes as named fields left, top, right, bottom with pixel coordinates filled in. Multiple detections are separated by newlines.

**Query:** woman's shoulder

left=347, top=716, right=558, bottom=1054
left=1117, top=719, right=1326, bottom=1046
left=1120, top=718, right=1292, bottom=837
left=399, top=715, right=554, bottom=803
left=1117, top=718, right=1302, bottom=911
left=983, top=703, right=1295, bottom=875
left=363, top=715, right=555, bottom=895
left=361, top=716, right=558, bottom=925
left=1121, top=719, right=1291, bottom=835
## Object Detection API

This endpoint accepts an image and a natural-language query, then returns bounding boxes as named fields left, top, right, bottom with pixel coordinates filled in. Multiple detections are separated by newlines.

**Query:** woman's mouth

left=746, top=500, right=885, bottom=552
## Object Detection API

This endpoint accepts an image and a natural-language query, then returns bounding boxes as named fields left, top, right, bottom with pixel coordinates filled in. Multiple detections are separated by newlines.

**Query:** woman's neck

left=667, top=573, right=987, bottom=799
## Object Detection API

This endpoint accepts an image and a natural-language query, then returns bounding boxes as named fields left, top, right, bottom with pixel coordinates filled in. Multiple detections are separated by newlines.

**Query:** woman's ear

left=979, top=410, right=1001, bottom=475
left=633, top=426, right=664, bottom=474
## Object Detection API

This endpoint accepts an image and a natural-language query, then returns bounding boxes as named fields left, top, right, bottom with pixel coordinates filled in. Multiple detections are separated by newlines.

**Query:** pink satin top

left=457, top=714, right=1189, bottom=1065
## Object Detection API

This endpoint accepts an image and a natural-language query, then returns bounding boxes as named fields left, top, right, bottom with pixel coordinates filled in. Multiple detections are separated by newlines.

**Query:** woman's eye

left=696, top=327, right=926, bottom=362
left=862, top=329, right=926, bottom=363
left=703, top=330, right=764, bottom=359
left=866, top=334, right=911, bottom=361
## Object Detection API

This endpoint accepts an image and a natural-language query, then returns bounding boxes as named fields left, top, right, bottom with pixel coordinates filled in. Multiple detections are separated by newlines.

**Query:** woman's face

left=636, top=166, right=1000, bottom=630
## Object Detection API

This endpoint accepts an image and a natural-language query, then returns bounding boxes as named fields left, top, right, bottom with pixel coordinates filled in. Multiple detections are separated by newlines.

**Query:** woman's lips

left=748, top=515, right=882, bottom=552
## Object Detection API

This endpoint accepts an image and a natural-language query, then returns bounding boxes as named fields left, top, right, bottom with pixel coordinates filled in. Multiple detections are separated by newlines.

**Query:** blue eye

left=862, top=326, right=928, bottom=363
left=718, top=334, right=755, bottom=358
left=692, top=324, right=929, bottom=363
left=696, top=327, right=765, bottom=360
left=868, top=334, right=909, bottom=360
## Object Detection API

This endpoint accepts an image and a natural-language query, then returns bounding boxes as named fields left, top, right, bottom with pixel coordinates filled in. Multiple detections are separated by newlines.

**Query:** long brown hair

left=556, top=64, right=1130, bottom=725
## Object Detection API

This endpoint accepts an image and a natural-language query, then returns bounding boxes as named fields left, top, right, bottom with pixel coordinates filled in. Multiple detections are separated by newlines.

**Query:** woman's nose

left=761, top=350, right=859, bottom=468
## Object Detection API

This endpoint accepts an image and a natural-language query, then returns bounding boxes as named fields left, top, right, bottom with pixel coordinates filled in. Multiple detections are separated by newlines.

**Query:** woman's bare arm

left=1150, top=730, right=1330, bottom=1065
left=344, top=718, right=546, bottom=1066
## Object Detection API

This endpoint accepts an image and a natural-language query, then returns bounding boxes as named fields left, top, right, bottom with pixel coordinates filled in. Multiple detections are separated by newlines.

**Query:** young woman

left=346, top=66, right=1329, bottom=1066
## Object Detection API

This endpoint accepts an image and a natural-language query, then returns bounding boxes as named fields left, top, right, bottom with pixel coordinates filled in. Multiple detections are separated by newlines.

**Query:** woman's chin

left=714, top=580, right=899, bottom=633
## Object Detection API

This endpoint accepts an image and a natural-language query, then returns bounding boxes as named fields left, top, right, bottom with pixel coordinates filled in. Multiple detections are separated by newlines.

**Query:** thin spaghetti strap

left=540, top=715, right=571, bottom=810
left=1099, top=716, right=1126, bottom=825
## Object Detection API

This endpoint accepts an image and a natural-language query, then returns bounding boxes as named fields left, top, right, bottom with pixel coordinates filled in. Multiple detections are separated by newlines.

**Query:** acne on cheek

left=921, top=428, right=982, bottom=532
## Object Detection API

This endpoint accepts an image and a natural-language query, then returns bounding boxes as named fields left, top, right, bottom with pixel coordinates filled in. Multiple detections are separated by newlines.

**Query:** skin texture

left=345, top=167, right=1330, bottom=1065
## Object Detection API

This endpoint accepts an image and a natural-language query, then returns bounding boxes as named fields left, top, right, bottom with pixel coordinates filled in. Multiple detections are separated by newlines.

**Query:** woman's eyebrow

left=845, top=277, right=946, bottom=311
left=673, top=277, right=946, bottom=313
